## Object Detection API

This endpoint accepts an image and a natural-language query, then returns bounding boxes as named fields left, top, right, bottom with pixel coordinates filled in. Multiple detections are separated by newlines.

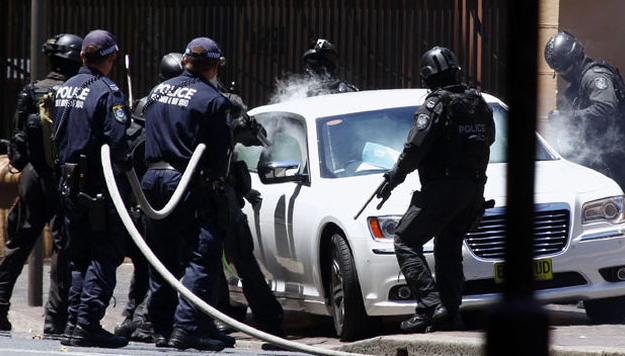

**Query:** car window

left=234, top=112, right=308, bottom=175
left=316, top=103, right=555, bottom=178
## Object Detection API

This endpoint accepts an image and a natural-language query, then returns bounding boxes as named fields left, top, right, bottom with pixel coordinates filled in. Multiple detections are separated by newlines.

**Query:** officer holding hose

left=141, top=37, right=232, bottom=351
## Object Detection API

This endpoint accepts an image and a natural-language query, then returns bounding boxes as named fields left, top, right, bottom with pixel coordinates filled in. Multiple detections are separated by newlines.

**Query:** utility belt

left=61, top=154, right=107, bottom=232
left=147, top=160, right=225, bottom=191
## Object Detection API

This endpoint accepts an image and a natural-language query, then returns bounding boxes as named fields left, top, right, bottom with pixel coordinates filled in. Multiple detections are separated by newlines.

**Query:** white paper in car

left=358, top=142, right=400, bottom=171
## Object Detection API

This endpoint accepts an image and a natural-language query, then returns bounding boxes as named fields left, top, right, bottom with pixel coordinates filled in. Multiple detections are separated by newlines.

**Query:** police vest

left=420, top=85, right=495, bottom=182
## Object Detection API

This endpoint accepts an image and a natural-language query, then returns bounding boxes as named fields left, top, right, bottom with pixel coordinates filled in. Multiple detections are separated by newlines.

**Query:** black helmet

left=159, top=52, right=184, bottom=82
left=544, top=31, right=584, bottom=72
left=419, top=46, right=460, bottom=81
left=41, top=33, right=83, bottom=65
left=303, top=38, right=338, bottom=74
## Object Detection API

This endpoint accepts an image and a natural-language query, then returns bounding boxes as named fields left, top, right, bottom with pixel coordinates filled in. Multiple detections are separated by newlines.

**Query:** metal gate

left=1, top=0, right=507, bottom=138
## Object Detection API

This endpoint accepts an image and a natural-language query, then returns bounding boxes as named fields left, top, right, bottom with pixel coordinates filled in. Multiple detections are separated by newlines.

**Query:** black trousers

left=393, top=178, right=484, bottom=315
left=0, top=163, right=69, bottom=327
left=215, top=186, right=283, bottom=330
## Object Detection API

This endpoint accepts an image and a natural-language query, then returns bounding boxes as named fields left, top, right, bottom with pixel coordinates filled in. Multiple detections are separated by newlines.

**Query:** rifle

left=353, top=179, right=390, bottom=220
left=124, top=54, right=134, bottom=110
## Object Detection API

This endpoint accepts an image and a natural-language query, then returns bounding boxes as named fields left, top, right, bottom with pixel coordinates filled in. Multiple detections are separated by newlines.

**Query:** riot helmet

left=419, top=46, right=461, bottom=89
left=42, top=33, right=83, bottom=64
left=544, top=31, right=584, bottom=73
left=303, top=38, right=338, bottom=75
left=159, top=52, right=184, bottom=82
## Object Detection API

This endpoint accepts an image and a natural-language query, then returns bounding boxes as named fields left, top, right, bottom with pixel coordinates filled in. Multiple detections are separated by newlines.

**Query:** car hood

left=330, top=158, right=622, bottom=219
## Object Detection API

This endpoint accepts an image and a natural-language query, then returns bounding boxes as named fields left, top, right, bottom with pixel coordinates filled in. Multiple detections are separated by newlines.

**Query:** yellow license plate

left=494, top=258, right=553, bottom=284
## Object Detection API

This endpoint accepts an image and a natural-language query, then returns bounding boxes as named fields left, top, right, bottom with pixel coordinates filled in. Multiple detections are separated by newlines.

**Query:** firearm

left=353, top=179, right=391, bottom=220
left=233, top=112, right=271, bottom=148
left=124, top=54, right=134, bottom=110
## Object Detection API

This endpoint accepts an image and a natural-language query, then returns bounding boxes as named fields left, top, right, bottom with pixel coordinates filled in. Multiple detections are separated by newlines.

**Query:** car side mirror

left=258, top=160, right=307, bottom=184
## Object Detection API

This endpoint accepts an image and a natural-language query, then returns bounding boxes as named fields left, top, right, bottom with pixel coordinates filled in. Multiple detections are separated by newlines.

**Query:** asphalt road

left=5, top=262, right=625, bottom=355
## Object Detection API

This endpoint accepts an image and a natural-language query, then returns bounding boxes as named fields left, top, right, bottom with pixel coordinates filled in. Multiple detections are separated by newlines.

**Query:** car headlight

left=368, top=216, right=402, bottom=241
left=582, top=196, right=625, bottom=224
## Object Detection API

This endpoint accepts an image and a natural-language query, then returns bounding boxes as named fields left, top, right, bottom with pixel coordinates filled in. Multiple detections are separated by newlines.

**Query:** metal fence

left=1, top=0, right=507, bottom=139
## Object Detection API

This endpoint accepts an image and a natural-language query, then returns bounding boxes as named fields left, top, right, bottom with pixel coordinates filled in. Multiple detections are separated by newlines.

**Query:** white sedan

left=229, top=89, right=625, bottom=341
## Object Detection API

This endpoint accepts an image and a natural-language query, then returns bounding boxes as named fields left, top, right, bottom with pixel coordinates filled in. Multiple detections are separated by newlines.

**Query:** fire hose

left=125, top=144, right=205, bottom=220
left=100, top=144, right=371, bottom=356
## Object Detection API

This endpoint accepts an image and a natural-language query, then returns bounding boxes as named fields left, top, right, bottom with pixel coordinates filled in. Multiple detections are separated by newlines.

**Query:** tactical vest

left=420, top=85, right=494, bottom=183
left=581, top=60, right=625, bottom=117
left=8, top=81, right=60, bottom=170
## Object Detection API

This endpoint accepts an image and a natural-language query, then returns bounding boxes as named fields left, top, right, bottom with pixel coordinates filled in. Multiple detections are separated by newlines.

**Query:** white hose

left=101, top=144, right=370, bottom=356
left=125, top=143, right=205, bottom=220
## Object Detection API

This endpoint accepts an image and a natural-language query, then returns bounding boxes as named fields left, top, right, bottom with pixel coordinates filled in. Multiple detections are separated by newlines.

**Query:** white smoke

left=542, top=110, right=625, bottom=173
left=268, top=72, right=337, bottom=104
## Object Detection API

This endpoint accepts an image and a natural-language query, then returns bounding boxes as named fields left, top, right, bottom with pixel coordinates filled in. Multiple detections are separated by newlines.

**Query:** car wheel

left=584, top=296, right=625, bottom=323
left=329, top=233, right=374, bottom=341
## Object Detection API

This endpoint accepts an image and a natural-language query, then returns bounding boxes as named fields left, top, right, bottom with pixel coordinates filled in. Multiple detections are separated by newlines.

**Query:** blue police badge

left=416, top=113, right=430, bottom=130
left=595, top=77, right=608, bottom=90
left=112, top=104, right=127, bottom=123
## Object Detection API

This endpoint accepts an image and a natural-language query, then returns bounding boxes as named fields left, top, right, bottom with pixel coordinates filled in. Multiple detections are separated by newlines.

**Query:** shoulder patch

left=594, top=77, right=608, bottom=90
left=425, top=99, right=437, bottom=110
left=101, top=77, right=120, bottom=91
left=416, top=113, right=430, bottom=130
left=112, top=104, right=128, bottom=123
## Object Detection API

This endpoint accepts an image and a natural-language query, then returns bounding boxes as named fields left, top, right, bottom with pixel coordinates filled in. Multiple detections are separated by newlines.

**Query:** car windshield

left=316, top=103, right=555, bottom=178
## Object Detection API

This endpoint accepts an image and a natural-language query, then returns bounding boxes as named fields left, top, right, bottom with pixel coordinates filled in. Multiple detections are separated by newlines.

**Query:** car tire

left=584, top=296, right=625, bottom=323
left=329, top=233, right=376, bottom=341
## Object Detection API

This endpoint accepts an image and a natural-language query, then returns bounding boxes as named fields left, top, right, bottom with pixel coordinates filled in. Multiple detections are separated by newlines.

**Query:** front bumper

left=355, top=225, right=625, bottom=316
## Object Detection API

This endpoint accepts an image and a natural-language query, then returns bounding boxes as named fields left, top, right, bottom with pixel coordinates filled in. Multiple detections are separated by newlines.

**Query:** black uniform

left=391, top=84, right=494, bottom=329
left=212, top=89, right=284, bottom=335
left=0, top=72, right=70, bottom=333
left=556, top=56, right=625, bottom=186
left=305, top=75, right=359, bottom=97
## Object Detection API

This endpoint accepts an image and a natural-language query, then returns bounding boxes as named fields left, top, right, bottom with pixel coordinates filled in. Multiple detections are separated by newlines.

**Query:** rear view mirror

left=258, top=160, right=307, bottom=184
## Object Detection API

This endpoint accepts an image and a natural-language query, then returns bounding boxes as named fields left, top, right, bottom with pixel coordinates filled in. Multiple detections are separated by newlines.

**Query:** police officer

left=210, top=78, right=285, bottom=338
left=302, top=38, right=358, bottom=96
left=113, top=52, right=184, bottom=343
left=141, top=37, right=232, bottom=351
left=52, top=29, right=131, bottom=348
left=544, top=31, right=625, bottom=187
left=0, top=33, right=82, bottom=335
left=377, top=46, right=495, bottom=333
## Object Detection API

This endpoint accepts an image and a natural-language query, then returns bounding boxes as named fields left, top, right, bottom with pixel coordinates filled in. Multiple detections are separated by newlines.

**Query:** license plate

left=494, top=258, right=553, bottom=284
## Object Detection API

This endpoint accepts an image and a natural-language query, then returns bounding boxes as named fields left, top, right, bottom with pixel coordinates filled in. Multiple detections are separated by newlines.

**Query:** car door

left=234, top=112, right=311, bottom=300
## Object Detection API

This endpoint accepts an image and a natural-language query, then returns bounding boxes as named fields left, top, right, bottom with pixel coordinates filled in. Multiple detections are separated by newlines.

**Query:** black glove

left=244, top=188, right=262, bottom=209
left=375, top=166, right=405, bottom=200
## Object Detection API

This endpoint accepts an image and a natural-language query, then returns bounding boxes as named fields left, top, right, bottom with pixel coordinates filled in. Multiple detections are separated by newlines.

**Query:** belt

left=147, top=161, right=178, bottom=171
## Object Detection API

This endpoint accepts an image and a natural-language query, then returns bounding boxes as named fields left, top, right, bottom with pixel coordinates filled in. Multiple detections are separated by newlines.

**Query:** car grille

left=465, top=209, right=570, bottom=260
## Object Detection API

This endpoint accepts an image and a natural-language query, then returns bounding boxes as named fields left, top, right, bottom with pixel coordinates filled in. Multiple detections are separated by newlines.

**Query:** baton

left=124, top=54, right=134, bottom=110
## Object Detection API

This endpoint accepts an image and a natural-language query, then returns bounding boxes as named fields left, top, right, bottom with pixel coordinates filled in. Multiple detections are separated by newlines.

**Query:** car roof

left=248, top=88, right=504, bottom=118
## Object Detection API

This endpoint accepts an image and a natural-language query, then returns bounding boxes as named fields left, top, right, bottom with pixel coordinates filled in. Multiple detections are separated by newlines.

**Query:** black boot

left=400, top=307, right=435, bottom=333
left=130, top=320, right=154, bottom=343
left=0, top=303, right=11, bottom=332
left=43, top=315, right=66, bottom=336
left=429, top=305, right=464, bottom=331
left=113, top=316, right=134, bottom=338
left=207, top=321, right=236, bottom=347
left=0, top=314, right=10, bottom=332
left=168, top=327, right=225, bottom=351
left=70, top=324, right=128, bottom=348
left=60, top=323, right=75, bottom=346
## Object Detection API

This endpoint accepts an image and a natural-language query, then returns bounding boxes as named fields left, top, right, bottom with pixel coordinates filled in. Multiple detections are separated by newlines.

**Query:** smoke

left=541, top=109, right=625, bottom=175
left=268, top=72, right=337, bottom=104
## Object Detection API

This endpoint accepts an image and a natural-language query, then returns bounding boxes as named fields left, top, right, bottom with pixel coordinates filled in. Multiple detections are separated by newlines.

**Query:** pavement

left=5, top=261, right=625, bottom=355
